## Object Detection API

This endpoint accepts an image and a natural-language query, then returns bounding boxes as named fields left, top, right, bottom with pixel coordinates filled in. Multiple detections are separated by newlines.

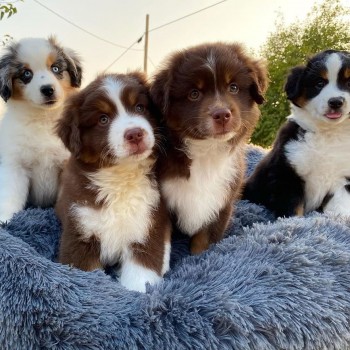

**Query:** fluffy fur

left=55, top=73, right=171, bottom=292
left=243, top=50, right=350, bottom=217
left=151, top=42, right=268, bottom=254
left=0, top=36, right=82, bottom=223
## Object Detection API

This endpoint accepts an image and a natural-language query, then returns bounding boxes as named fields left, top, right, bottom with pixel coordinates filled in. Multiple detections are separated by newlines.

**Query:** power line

left=148, top=0, right=228, bottom=33
left=104, top=37, right=143, bottom=72
left=32, top=0, right=142, bottom=51
left=104, top=0, right=229, bottom=70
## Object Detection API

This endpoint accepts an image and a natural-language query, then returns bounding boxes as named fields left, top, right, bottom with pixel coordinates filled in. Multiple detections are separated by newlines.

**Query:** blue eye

left=21, top=69, right=33, bottom=83
left=51, top=66, right=60, bottom=74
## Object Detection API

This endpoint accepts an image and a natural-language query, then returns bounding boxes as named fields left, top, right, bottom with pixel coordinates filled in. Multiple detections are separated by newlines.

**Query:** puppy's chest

left=73, top=166, right=160, bottom=263
left=285, top=128, right=350, bottom=209
left=162, top=145, right=241, bottom=234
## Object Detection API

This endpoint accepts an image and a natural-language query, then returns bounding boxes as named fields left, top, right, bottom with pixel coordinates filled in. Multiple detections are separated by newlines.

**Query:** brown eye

left=229, top=83, right=239, bottom=94
left=188, top=89, right=200, bottom=101
left=135, top=104, right=145, bottom=113
left=99, top=114, right=109, bottom=125
left=315, top=80, right=326, bottom=90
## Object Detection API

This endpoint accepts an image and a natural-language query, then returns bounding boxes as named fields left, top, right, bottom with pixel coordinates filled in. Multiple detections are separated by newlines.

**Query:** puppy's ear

left=284, top=66, right=305, bottom=104
left=49, top=36, right=83, bottom=88
left=249, top=59, right=269, bottom=105
left=0, top=49, right=16, bottom=102
left=129, top=70, right=148, bottom=86
left=150, top=68, right=172, bottom=115
left=56, top=93, right=81, bottom=157
left=63, top=48, right=83, bottom=88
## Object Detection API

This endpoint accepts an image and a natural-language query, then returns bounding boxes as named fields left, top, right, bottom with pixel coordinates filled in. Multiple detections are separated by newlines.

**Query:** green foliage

left=251, top=0, right=350, bottom=147
left=0, top=2, right=16, bottom=20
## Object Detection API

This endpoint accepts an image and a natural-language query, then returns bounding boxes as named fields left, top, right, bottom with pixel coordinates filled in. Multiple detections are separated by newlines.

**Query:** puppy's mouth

left=324, top=110, right=343, bottom=120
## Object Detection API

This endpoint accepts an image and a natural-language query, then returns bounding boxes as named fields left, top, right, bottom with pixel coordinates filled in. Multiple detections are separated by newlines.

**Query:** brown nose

left=124, top=128, right=144, bottom=144
left=212, top=108, right=232, bottom=124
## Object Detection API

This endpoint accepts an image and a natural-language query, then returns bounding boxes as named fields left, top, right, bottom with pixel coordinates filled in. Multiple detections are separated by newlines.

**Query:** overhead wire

left=32, top=0, right=142, bottom=51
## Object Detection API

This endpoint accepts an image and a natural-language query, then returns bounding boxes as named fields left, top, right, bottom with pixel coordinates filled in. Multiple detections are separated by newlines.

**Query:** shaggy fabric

left=1, top=145, right=350, bottom=349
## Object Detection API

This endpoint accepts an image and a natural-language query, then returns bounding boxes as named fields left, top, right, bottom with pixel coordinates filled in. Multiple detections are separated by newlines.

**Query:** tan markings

left=294, top=94, right=308, bottom=108
left=344, top=68, right=350, bottom=79
left=59, top=71, right=76, bottom=94
left=196, top=80, right=205, bottom=90
left=190, top=231, right=210, bottom=255
left=46, top=52, right=57, bottom=69
left=11, top=79, right=25, bottom=101
left=320, top=69, right=328, bottom=80
left=295, top=203, right=304, bottom=217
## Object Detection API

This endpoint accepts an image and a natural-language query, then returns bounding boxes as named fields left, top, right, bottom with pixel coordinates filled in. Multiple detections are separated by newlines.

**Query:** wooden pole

left=144, top=14, right=149, bottom=73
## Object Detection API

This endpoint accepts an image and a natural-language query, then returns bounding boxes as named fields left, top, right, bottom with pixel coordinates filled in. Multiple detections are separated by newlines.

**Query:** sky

left=1, top=0, right=349, bottom=87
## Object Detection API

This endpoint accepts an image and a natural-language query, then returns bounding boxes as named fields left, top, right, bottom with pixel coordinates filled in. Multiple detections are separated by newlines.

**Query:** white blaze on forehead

left=17, top=38, right=53, bottom=70
left=102, top=76, right=155, bottom=160
left=103, top=76, right=127, bottom=115
left=325, top=53, right=342, bottom=84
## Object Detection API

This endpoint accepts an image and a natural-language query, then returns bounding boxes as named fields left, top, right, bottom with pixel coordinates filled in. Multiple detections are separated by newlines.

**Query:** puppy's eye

left=315, top=80, right=326, bottom=89
left=188, top=89, right=200, bottom=101
left=229, top=83, right=239, bottom=94
left=135, top=104, right=145, bottom=113
left=51, top=65, right=60, bottom=74
left=21, top=69, right=33, bottom=82
left=99, top=115, right=109, bottom=125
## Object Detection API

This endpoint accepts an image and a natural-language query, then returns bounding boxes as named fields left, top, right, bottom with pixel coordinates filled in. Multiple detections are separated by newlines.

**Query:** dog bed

left=1, top=145, right=350, bottom=350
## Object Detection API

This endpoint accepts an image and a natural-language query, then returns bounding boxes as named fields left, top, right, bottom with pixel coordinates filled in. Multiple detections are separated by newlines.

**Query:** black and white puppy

left=243, top=50, right=350, bottom=217
left=0, top=36, right=82, bottom=222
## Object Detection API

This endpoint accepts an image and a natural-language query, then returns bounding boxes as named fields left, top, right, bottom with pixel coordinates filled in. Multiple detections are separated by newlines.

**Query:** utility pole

left=144, top=14, right=149, bottom=73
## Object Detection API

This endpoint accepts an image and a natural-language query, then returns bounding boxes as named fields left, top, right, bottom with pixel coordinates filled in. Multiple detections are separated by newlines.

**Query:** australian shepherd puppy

left=243, top=50, right=350, bottom=217
left=150, top=43, right=268, bottom=254
left=0, top=36, right=82, bottom=223
left=55, top=72, right=171, bottom=292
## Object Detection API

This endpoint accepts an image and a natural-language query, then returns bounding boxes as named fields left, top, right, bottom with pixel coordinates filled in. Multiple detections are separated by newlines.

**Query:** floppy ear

left=284, top=66, right=305, bottom=104
left=62, top=48, right=83, bottom=88
left=0, top=49, right=16, bottom=102
left=48, top=36, right=83, bottom=88
left=56, top=93, right=81, bottom=157
left=249, top=59, right=269, bottom=105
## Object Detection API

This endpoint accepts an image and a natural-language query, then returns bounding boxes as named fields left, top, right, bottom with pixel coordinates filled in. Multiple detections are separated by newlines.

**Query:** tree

left=251, top=0, right=350, bottom=147
left=0, top=1, right=19, bottom=20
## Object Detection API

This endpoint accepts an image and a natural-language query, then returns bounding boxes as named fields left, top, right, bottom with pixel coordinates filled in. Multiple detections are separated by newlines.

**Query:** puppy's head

left=285, top=50, right=350, bottom=125
left=56, top=72, right=157, bottom=166
left=0, top=36, right=82, bottom=108
left=150, top=42, right=268, bottom=142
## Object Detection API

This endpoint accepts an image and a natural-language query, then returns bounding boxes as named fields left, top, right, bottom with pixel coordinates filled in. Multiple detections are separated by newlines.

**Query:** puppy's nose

left=328, top=97, right=345, bottom=109
left=40, top=85, right=55, bottom=97
left=124, top=128, right=144, bottom=144
left=212, top=108, right=232, bottom=124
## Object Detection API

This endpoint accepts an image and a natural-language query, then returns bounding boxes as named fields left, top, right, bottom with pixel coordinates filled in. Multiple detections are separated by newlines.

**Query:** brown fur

left=55, top=72, right=170, bottom=278
left=150, top=42, right=268, bottom=254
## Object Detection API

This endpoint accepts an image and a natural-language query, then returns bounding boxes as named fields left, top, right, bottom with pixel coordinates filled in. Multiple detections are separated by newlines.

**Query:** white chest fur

left=73, top=161, right=160, bottom=265
left=162, top=139, right=240, bottom=235
left=285, top=120, right=350, bottom=212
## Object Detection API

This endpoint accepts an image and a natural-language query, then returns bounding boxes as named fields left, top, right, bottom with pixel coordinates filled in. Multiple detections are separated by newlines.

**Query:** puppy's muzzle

left=40, top=84, right=56, bottom=102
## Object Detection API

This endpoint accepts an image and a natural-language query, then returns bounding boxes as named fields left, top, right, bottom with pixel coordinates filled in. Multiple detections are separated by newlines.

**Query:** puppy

left=150, top=42, right=268, bottom=254
left=243, top=50, right=350, bottom=217
left=0, top=36, right=82, bottom=222
left=55, top=72, right=171, bottom=292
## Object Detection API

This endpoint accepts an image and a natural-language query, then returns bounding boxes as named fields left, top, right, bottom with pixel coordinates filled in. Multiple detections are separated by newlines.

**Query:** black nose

left=328, top=97, right=345, bottom=109
left=40, top=85, right=55, bottom=97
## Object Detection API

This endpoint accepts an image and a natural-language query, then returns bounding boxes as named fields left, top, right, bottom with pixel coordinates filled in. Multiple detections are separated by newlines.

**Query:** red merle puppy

left=55, top=73, right=171, bottom=292
left=150, top=42, right=268, bottom=254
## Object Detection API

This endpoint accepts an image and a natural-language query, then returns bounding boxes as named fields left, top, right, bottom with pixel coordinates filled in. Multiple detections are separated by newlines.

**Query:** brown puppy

left=55, top=72, right=171, bottom=292
left=150, top=42, right=268, bottom=254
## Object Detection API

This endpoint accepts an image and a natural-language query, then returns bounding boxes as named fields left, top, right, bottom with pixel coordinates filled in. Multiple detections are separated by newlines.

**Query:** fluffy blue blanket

left=1, top=145, right=350, bottom=349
